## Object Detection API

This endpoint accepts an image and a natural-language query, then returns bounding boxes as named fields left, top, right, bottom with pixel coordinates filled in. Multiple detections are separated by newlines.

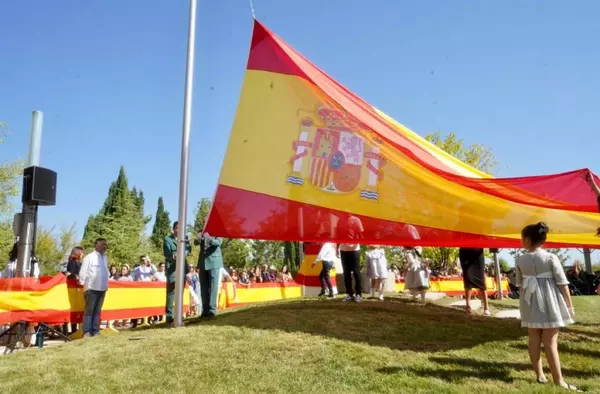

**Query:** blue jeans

left=83, top=290, right=106, bottom=336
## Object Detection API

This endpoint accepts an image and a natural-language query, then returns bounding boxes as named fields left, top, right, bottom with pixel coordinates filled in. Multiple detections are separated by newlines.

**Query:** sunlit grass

left=1, top=296, right=598, bottom=393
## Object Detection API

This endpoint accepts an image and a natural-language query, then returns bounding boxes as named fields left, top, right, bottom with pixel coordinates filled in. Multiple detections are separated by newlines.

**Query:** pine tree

left=82, top=167, right=148, bottom=266
left=151, top=197, right=171, bottom=250
left=100, top=166, right=129, bottom=216
left=192, top=197, right=212, bottom=234
left=283, top=241, right=301, bottom=274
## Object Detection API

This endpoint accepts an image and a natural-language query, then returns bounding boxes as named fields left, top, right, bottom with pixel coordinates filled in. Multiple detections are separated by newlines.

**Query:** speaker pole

left=16, top=111, right=43, bottom=278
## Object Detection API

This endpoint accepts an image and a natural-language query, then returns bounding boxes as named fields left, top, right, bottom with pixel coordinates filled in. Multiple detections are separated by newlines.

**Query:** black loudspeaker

left=22, top=166, right=57, bottom=206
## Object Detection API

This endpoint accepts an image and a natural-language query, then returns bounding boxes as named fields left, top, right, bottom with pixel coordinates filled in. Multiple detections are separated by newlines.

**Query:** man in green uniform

left=163, top=221, right=191, bottom=326
left=196, top=232, right=223, bottom=318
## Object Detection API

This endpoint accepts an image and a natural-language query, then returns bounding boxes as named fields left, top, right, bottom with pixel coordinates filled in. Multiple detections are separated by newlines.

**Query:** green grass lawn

left=1, top=296, right=598, bottom=393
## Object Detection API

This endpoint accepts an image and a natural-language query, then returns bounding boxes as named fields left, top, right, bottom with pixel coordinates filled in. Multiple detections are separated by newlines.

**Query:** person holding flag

left=163, top=221, right=191, bottom=327
left=196, top=232, right=224, bottom=318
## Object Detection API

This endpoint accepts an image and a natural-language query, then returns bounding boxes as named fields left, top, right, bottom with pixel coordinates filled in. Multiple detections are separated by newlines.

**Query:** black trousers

left=341, top=250, right=362, bottom=296
left=319, top=261, right=334, bottom=294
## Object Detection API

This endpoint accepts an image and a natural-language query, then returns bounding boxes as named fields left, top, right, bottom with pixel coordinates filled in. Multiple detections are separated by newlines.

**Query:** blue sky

left=1, top=1, right=598, bottom=263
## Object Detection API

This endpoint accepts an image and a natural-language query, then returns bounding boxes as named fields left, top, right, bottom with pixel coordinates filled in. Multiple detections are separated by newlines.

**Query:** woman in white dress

left=516, top=222, right=579, bottom=391
left=366, top=245, right=387, bottom=301
left=403, top=247, right=429, bottom=302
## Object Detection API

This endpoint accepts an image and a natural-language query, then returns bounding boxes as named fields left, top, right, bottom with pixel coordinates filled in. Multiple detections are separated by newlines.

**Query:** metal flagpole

left=174, top=0, right=198, bottom=327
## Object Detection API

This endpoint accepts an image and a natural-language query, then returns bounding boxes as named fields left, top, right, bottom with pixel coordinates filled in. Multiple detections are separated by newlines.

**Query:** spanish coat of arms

left=286, top=105, right=385, bottom=201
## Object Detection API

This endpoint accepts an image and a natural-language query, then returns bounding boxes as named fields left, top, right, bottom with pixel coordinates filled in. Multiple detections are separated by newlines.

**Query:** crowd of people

left=313, top=242, right=431, bottom=303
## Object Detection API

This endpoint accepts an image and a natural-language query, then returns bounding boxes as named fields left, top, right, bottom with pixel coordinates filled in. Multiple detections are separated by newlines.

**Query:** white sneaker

left=379, top=295, right=384, bottom=301
left=354, top=295, right=363, bottom=303
left=342, top=295, right=353, bottom=302
left=83, top=333, right=92, bottom=339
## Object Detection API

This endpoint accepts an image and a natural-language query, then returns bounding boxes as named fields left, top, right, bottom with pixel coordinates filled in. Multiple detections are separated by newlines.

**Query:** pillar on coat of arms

left=287, top=118, right=314, bottom=186
left=361, top=144, right=384, bottom=201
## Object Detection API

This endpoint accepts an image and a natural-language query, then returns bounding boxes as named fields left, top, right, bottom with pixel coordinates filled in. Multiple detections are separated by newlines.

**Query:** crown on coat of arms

left=316, top=104, right=366, bottom=131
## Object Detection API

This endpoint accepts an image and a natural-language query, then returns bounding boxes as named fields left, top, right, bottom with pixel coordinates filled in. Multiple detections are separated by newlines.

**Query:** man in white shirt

left=78, top=238, right=110, bottom=338
left=133, top=255, right=157, bottom=281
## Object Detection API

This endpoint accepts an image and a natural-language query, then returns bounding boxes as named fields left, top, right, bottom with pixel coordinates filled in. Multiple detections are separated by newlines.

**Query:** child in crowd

left=108, top=264, right=119, bottom=280
left=117, top=265, right=133, bottom=281
left=515, top=222, right=579, bottom=391
left=253, top=266, right=263, bottom=283
left=114, top=265, right=133, bottom=328
left=281, top=265, right=293, bottom=283
left=186, top=265, right=200, bottom=318
left=239, top=271, right=250, bottom=285
left=218, top=267, right=238, bottom=304
left=403, top=247, right=429, bottom=302
left=366, top=245, right=388, bottom=300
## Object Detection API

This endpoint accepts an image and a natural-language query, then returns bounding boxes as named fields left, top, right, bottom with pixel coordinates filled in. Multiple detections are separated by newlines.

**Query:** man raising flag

left=196, top=232, right=223, bottom=318
left=163, top=221, right=191, bottom=327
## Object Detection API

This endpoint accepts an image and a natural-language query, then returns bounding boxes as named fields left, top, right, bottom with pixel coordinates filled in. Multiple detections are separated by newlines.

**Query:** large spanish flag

left=205, top=20, right=600, bottom=248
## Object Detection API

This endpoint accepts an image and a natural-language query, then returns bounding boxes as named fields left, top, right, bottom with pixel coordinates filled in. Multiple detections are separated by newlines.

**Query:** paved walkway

left=449, top=299, right=482, bottom=311
left=425, top=292, right=447, bottom=300
left=494, top=309, right=521, bottom=319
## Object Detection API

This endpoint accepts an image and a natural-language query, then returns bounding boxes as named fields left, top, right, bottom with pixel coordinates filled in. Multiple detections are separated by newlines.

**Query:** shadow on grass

left=378, top=365, right=515, bottom=383
left=563, top=327, right=600, bottom=341
left=378, top=358, right=596, bottom=386
left=574, top=322, right=600, bottom=327
left=511, top=343, right=600, bottom=360
left=427, top=356, right=599, bottom=380
left=193, top=298, right=527, bottom=353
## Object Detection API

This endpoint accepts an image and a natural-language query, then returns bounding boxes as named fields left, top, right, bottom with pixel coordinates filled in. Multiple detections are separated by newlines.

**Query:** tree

left=426, top=131, right=497, bottom=174
left=222, top=238, right=250, bottom=269
left=191, top=197, right=212, bottom=235
left=283, top=241, right=301, bottom=274
left=383, top=246, right=406, bottom=269
left=59, top=223, right=78, bottom=259
left=0, top=122, right=23, bottom=270
left=35, top=226, right=63, bottom=275
left=498, top=257, right=511, bottom=273
left=0, top=221, right=15, bottom=271
left=0, top=121, right=23, bottom=216
left=150, top=197, right=171, bottom=250
left=249, top=240, right=284, bottom=267
left=423, top=131, right=498, bottom=273
left=82, top=167, right=149, bottom=266
left=422, top=247, right=460, bottom=273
